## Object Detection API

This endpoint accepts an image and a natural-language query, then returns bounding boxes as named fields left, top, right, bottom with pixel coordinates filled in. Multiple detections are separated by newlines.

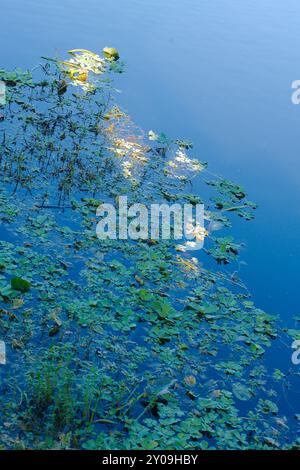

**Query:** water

left=1, top=0, right=300, bottom=441
left=2, top=0, right=299, bottom=323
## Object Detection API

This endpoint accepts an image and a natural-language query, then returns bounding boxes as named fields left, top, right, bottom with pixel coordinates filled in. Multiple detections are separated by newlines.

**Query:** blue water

left=1, top=1, right=300, bottom=347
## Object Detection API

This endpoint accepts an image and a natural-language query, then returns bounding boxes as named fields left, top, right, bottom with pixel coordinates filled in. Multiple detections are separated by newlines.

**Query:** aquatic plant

left=0, top=50, right=298, bottom=450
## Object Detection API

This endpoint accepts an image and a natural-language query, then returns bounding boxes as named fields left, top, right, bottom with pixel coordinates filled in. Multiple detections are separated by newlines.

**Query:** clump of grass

left=23, top=344, right=103, bottom=442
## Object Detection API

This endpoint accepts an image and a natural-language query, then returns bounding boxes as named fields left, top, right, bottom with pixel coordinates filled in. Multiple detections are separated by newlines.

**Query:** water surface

left=1, top=0, right=300, bottom=367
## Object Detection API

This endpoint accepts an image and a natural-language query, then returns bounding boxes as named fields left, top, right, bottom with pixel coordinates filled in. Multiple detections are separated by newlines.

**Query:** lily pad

left=232, top=383, right=252, bottom=401
left=103, top=47, right=120, bottom=61
left=11, top=277, right=31, bottom=293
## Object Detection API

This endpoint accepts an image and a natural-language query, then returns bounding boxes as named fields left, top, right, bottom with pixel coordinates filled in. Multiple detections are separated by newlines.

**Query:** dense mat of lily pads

left=0, top=49, right=299, bottom=449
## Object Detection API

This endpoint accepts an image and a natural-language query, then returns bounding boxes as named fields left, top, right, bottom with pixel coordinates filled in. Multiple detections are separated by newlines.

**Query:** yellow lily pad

left=103, top=47, right=120, bottom=61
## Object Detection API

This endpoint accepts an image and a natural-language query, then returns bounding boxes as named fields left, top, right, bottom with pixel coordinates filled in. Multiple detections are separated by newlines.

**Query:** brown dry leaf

left=184, top=375, right=197, bottom=386
left=134, top=275, right=144, bottom=285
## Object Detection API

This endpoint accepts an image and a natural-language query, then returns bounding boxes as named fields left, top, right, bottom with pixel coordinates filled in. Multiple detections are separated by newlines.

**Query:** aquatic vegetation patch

left=0, top=51, right=299, bottom=450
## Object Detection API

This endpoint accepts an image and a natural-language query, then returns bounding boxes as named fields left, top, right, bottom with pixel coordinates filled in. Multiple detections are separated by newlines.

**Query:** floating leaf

left=232, top=383, right=252, bottom=401
left=50, top=308, right=63, bottom=327
left=57, top=79, right=67, bottom=95
left=49, top=325, right=61, bottom=337
left=103, top=47, right=120, bottom=61
left=184, top=375, right=197, bottom=387
left=12, top=298, right=24, bottom=309
left=148, top=130, right=159, bottom=141
left=11, top=277, right=31, bottom=293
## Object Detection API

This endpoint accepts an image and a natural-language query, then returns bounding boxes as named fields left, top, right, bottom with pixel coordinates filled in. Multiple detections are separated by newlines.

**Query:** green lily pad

left=232, top=383, right=252, bottom=401
left=11, top=277, right=31, bottom=293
